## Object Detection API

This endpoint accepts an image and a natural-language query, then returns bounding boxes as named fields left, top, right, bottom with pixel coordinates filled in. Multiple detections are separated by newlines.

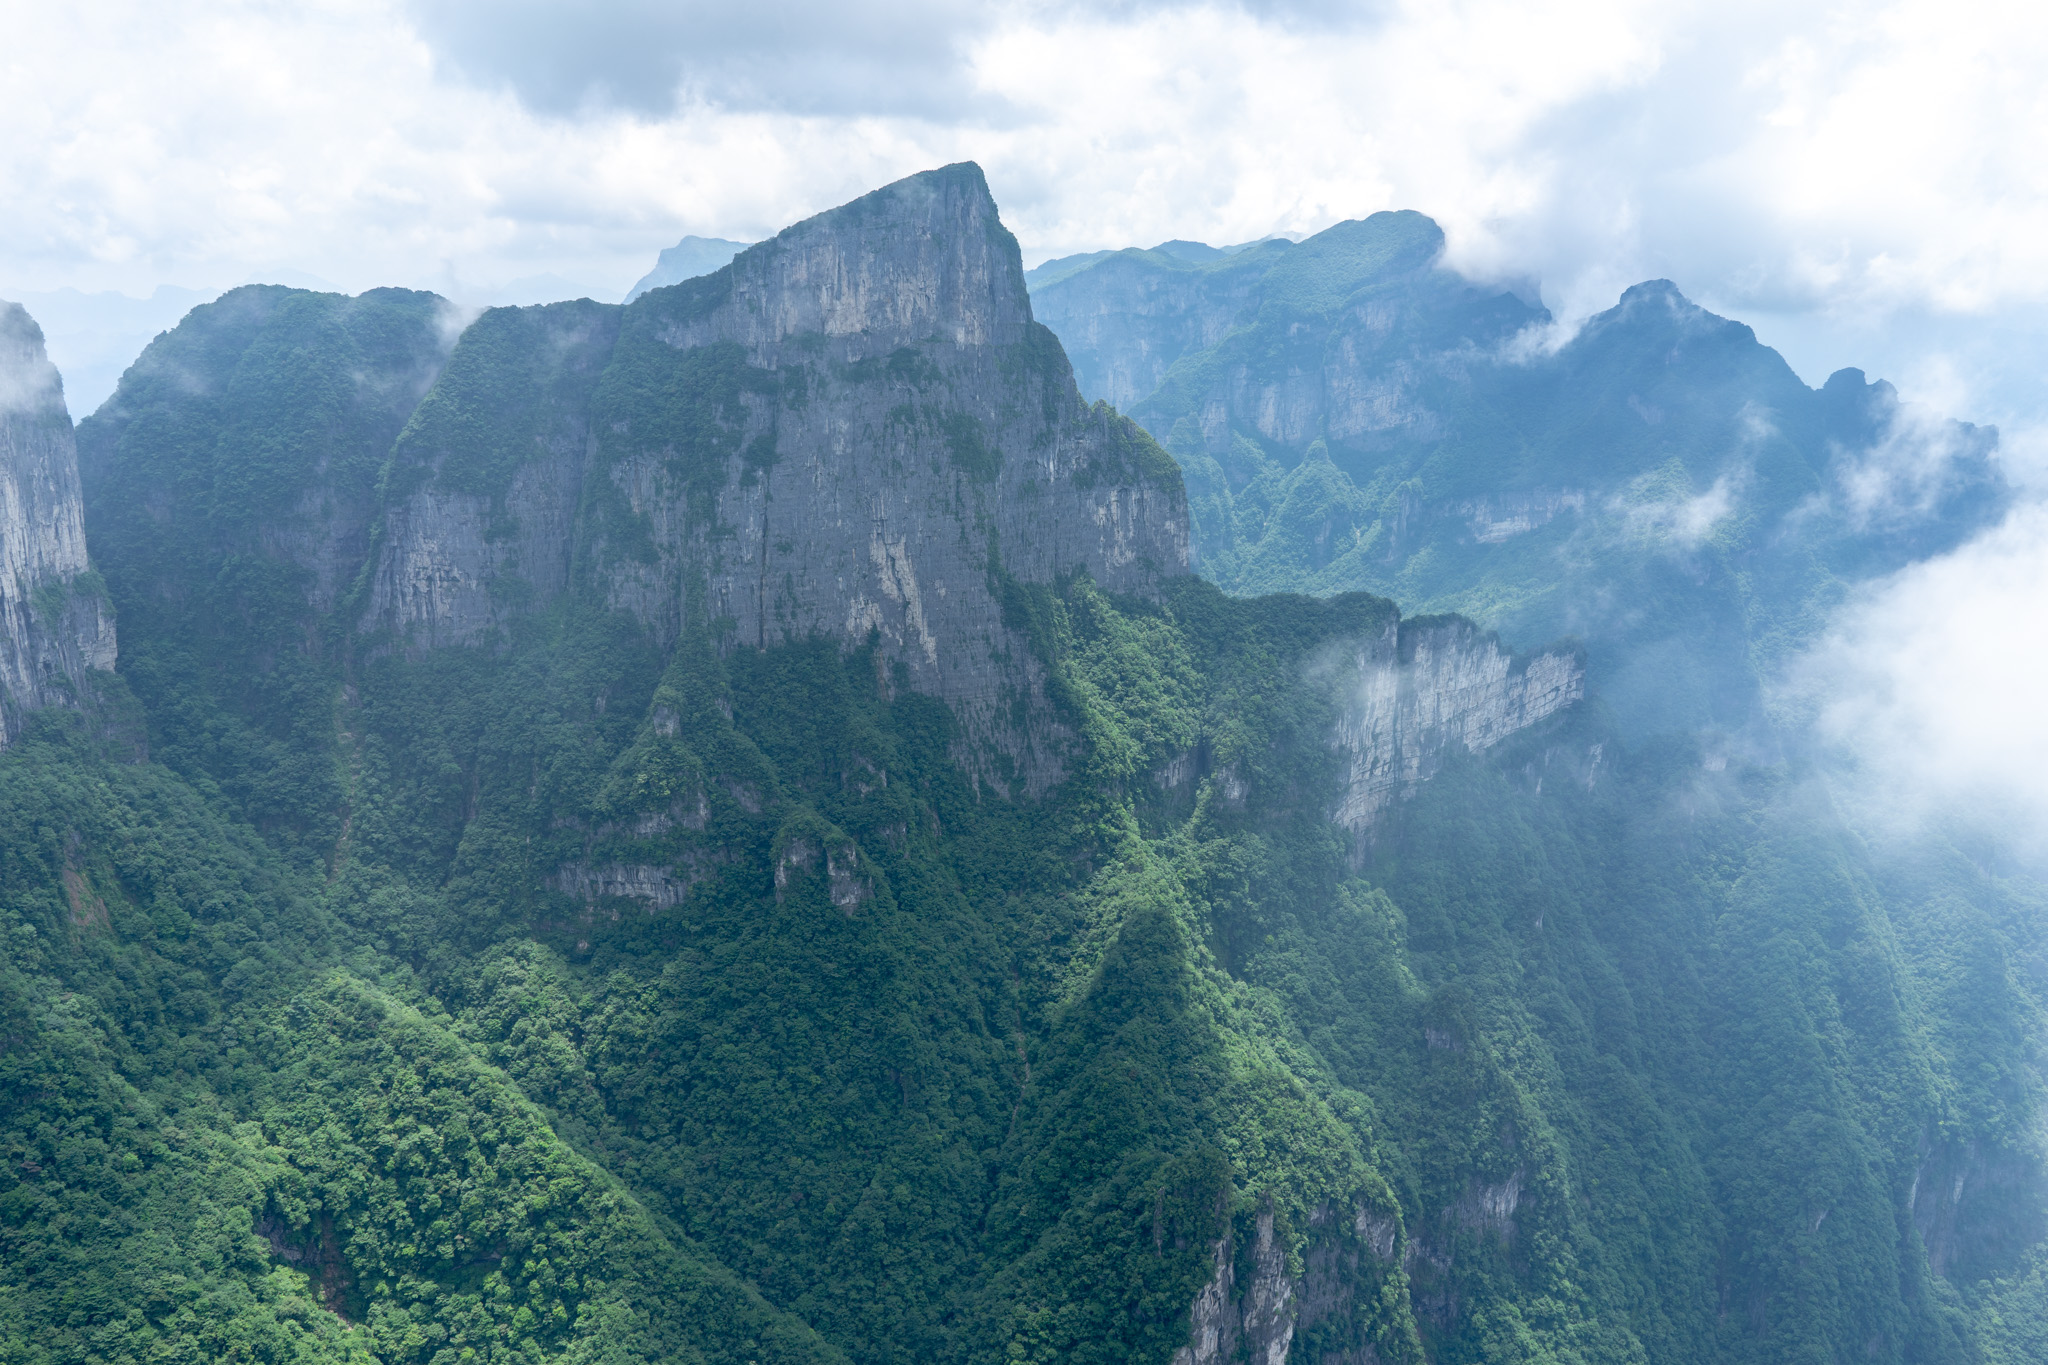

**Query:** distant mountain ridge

left=622, top=233, right=752, bottom=302
left=1028, top=213, right=2005, bottom=738
left=0, top=168, right=2042, bottom=1365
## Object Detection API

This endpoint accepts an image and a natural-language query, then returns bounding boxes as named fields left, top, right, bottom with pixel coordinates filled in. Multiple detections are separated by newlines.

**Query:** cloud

left=1617, top=471, right=1742, bottom=548
left=6, top=0, right=2048, bottom=434
left=0, top=308, right=64, bottom=417
left=1782, top=499, right=2048, bottom=853
left=1830, top=401, right=1993, bottom=531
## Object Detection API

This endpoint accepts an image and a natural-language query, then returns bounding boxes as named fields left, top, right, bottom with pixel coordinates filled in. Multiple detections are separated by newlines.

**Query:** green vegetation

left=1031, top=224, right=2006, bottom=740
left=9, top=258, right=2041, bottom=1365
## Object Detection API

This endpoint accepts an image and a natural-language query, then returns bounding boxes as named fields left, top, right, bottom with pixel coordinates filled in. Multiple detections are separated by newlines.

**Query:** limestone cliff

left=372, top=164, right=1190, bottom=791
left=367, top=299, right=618, bottom=650
left=0, top=303, right=116, bottom=741
left=1331, top=616, right=1584, bottom=836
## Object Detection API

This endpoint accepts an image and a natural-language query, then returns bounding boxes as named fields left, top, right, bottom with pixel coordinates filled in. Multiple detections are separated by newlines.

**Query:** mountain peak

left=0, top=302, right=64, bottom=417
left=1616, top=278, right=1691, bottom=310
left=658, top=161, right=1031, bottom=360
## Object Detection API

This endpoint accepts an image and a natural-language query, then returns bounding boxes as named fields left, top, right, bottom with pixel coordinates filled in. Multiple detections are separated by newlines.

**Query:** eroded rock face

left=1175, top=1201, right=1415, bottom=1365
left=367, top=300, right=617, bottom=649
left=1332, top=617, right=1584, bottom=836
left=0, top=303, right=116, bottom=741
left=1173, top=1210, right=1297, bottom=1365
left=373, top=163, right=1189, bottom=792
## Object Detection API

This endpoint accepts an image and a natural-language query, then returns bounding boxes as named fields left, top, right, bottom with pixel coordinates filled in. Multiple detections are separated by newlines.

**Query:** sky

left=6, top=0, right=2048, bottom=420
left=6, top=0, right=2047, bottom=840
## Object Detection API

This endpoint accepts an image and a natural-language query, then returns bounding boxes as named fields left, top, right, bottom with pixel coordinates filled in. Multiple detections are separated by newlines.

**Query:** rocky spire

left=0, top=302, right=116, bottom=741
left=656, top=162, right=1035, bottom=361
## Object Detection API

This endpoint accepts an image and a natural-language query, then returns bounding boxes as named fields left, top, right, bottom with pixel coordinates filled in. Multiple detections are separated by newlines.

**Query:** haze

left=6, top=0, right=2046, bottom=842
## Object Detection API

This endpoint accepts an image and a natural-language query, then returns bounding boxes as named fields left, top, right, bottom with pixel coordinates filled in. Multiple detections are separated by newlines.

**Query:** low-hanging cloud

left=1782, top=498, right=2048, bottom=853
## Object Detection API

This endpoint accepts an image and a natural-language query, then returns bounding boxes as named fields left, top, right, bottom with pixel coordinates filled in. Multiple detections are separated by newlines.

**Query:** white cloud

left=4, top=0, right=2047, bottom=428
left=1785, top=500, right=2048, bottom=853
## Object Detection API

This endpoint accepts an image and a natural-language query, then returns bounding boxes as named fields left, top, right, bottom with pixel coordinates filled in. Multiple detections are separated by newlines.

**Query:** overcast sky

left=6, top=0, right=2047, bottom=427
left=9, top=0, right=2048, bottom=840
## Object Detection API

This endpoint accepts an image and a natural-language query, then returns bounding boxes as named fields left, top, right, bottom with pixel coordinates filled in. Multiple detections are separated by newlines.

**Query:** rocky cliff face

left=373, top=164, right=1190, bottom=791
left=367, top=299, right=618, bottom=650
left=1331, top=617, right=1584, bottom=837
left=0, top=303, right=116, bottom=741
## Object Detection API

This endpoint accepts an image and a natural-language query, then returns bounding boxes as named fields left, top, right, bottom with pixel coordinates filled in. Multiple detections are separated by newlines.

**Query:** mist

left=1785, top=496, right=2048, bottom=858
left=7, top=0, right=2044, bottom=859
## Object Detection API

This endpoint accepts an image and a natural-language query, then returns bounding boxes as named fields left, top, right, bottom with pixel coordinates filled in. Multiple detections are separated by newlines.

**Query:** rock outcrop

left=1174, top=1210, right=1299, bottom=1365
left=1175, top=1200, right=1417, bottom=1365
left=372, top=164, right=1190, bottom=792
left=367, top=299, right=618, bottom=650
left=0, top=302, right=116, bottom=741
left=1332, top=617, right=1583, bottom=836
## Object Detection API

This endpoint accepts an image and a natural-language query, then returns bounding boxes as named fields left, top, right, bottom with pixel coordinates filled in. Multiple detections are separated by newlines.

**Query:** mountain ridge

left=0, top=166, right=2041, bottom=1365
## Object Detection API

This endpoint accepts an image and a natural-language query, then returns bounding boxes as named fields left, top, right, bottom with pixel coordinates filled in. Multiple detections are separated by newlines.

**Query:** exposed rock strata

left=1176, top=1202, right=1415, bottom=1365
left=0, top=302, right=116, bottom=741
left=367, top=300, right=617, bottom=648
left=372, top=164, right=1189, bottom=792
left=1332, top=617, right=1583, bottom=835
left=1173, top=1210, right=1298, bottom=1365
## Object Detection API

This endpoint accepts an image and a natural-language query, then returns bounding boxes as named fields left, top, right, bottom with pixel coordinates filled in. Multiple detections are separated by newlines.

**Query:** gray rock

left=1330, top=616, right=1583, bottom=838
left=0, top=302, right=116, bottom=741
left=375, top=163, right=1192, bottom=793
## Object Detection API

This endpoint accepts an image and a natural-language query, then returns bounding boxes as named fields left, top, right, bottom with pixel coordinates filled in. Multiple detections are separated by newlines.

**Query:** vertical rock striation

left=1331, top=616, right=1583, bottom=836
left=373, top=163, right=1190, bottom=791
left=0, top=302, right=116, bottom=741
left=367, top=299, right=619, bottom=649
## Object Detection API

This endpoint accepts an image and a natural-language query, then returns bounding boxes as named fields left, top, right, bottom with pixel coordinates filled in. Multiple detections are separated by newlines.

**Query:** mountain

left=623, top=235, right=753, bottom=303
left=0, top=301, right=116, bottom=741
left=1028, top=216, right=2006, bottom=739
left=0, top=167, right=2043, bottom=1365
left=1, top=285, right=219, bottom=416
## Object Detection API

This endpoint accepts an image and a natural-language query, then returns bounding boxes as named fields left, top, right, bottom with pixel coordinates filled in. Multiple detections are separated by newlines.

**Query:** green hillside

left=1030, top=220, right=2005, bottom=740
left=1, top=172, right=2041, bottom=1365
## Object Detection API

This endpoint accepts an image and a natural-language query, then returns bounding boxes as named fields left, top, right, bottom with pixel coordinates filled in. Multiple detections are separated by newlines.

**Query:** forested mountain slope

left=1029, top=217, right=2006, bottom=738
left=0, top=166, right=2043, bottom=1365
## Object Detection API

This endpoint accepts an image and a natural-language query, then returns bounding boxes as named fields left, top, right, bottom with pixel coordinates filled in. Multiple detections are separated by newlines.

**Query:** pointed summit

left=644, top=162, right=1033, bottom=360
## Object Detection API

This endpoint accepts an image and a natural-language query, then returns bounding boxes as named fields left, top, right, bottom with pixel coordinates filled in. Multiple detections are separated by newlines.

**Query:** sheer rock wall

left=0, top=303, right=115, bottom=741
left=1332, top=616, right=1584, bottom=835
